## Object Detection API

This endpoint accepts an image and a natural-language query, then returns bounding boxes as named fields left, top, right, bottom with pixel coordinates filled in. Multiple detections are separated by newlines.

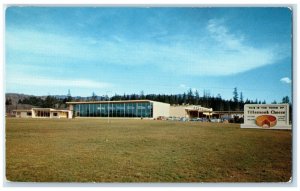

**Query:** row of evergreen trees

left=17, top=96, right=70, bottom=109
left=14, top=88, right=291, bottom=112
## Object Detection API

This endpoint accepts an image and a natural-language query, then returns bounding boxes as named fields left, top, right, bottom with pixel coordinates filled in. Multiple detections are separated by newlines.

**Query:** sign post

left=241, top=104, right=291, bottom=130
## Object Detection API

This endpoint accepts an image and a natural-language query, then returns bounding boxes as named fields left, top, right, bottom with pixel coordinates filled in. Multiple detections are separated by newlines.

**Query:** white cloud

left=280, top=77, right=292, bottom=84
left=7, top=74, right=112, bottom=89
left=6, top=22, right=289, bottom=77
left=207, top=19, right=244, bottom=50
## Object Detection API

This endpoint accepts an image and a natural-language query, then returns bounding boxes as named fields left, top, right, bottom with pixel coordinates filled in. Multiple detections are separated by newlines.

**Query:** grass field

left=6, top=118, right=292, bottom=183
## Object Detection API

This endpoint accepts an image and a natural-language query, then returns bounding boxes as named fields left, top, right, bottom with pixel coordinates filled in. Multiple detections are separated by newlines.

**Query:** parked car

left=210, top=118, right=221, bottom=123
left=157, top=116, right=167, bottom=120
left=180, top=117, right=189, bottom=122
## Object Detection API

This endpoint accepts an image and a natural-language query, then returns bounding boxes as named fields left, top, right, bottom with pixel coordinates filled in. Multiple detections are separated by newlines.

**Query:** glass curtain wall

left=73, top=102, right=153, bottom=118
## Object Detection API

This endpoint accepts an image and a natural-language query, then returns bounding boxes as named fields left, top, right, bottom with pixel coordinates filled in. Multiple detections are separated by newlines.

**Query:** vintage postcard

left=5, top=6, right=293, bottom=184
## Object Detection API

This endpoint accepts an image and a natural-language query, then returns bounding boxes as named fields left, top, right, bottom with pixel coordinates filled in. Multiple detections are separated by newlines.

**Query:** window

left=27, top=112, right=32, bottom=116
left=81, top=104, right=87, bottom=117
left=103, top=104, right=109, bottom=117
left=72, top=101, right=153, bottom=118
left=96, top=104, right=101, bottom=117
left=76, top=104, right=80, bottom=116
left=45, top=111, right=50, bottom=117
left=53, top=113, right=58, bottom=117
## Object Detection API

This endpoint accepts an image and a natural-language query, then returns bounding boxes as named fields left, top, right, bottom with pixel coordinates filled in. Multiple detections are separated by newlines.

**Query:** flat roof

left=13, top=108, right=70, bottom=112
left=185, top=108, right=213, bottom=112
left=66, top=100, right=168, bottom=105
left=32, top=108, right=70, bottom=112
left=12, top=109, right=31, bottom=112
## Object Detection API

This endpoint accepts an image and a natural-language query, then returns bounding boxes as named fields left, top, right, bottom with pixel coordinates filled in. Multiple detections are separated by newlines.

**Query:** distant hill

left=5, top=93, right=34, bottom=105
left=6, top=104, right=37, bottom=114
left=5, top=93, right=106, bottom=103
left=5, top=93, right=62, bottom=114
left=5, top=93, right=68, bottom=103
left=5, top=93, right=36, bottom=114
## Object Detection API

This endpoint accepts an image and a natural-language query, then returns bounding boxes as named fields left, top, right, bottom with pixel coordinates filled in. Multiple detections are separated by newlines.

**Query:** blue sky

left=5, top=7, right=292, bottom=103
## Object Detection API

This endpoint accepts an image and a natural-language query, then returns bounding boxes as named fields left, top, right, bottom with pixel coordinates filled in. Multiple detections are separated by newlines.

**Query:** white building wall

left=170, top=106, right=188, bottom=118
left=68, top=111, right=73, bottom=119
left=31, top=109, right=36, bottom=118
left=50, top=112, right=59, bottom=118
left=14, top=112, right=20, bottom=118
left=13, top=108, right=72, bottom=119
left=20, top=111, right=30, bottom=118
left=50, top=111, right=72, bottom=119
left=152, top=101, right=170, bottom=118
left=68, top=104, right=74, bottom=111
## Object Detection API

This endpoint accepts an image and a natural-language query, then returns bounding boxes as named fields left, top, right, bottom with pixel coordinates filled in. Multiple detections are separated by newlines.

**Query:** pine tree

left=187, top=89, right=194, bottom=104
left=239, top=92, right=244, bottom=103
left=239, top=92, right=244, bottom=110
left=282, top=96, right=290, bottom=104
left=5, top=98, right=12, bottom=105
left=233, top=87, right=238, bottom=103
left=195, top=90, right=200, bottom=105
left=233, top=87, right=239, bottom=110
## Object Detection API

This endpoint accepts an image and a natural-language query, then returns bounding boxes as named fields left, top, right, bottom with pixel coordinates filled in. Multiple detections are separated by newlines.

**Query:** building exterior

left=66, top=100, right=170, bottom=119
left=212, top=111, right=244, bottom=119
left=12, top=108, right=72, bottom=119
left=170, top=105, right=213, bottom=119
left=10, top=100, right=244, bottom=122
left=12, top=109, right=33, bottom=118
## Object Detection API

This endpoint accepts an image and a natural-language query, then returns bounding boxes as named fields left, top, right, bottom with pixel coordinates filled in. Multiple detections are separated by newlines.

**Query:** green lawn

left=6, top=118, right=292, bottom=182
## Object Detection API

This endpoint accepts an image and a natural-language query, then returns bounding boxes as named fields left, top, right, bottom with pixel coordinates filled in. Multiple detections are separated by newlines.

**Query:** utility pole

left=108, top=98, right=110, bottom=124
left=106, top=91, right=111, bottom=126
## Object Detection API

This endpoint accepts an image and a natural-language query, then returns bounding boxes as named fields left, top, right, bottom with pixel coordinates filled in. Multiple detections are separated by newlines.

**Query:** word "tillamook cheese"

left=248, top=110, right=285, bottom=114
